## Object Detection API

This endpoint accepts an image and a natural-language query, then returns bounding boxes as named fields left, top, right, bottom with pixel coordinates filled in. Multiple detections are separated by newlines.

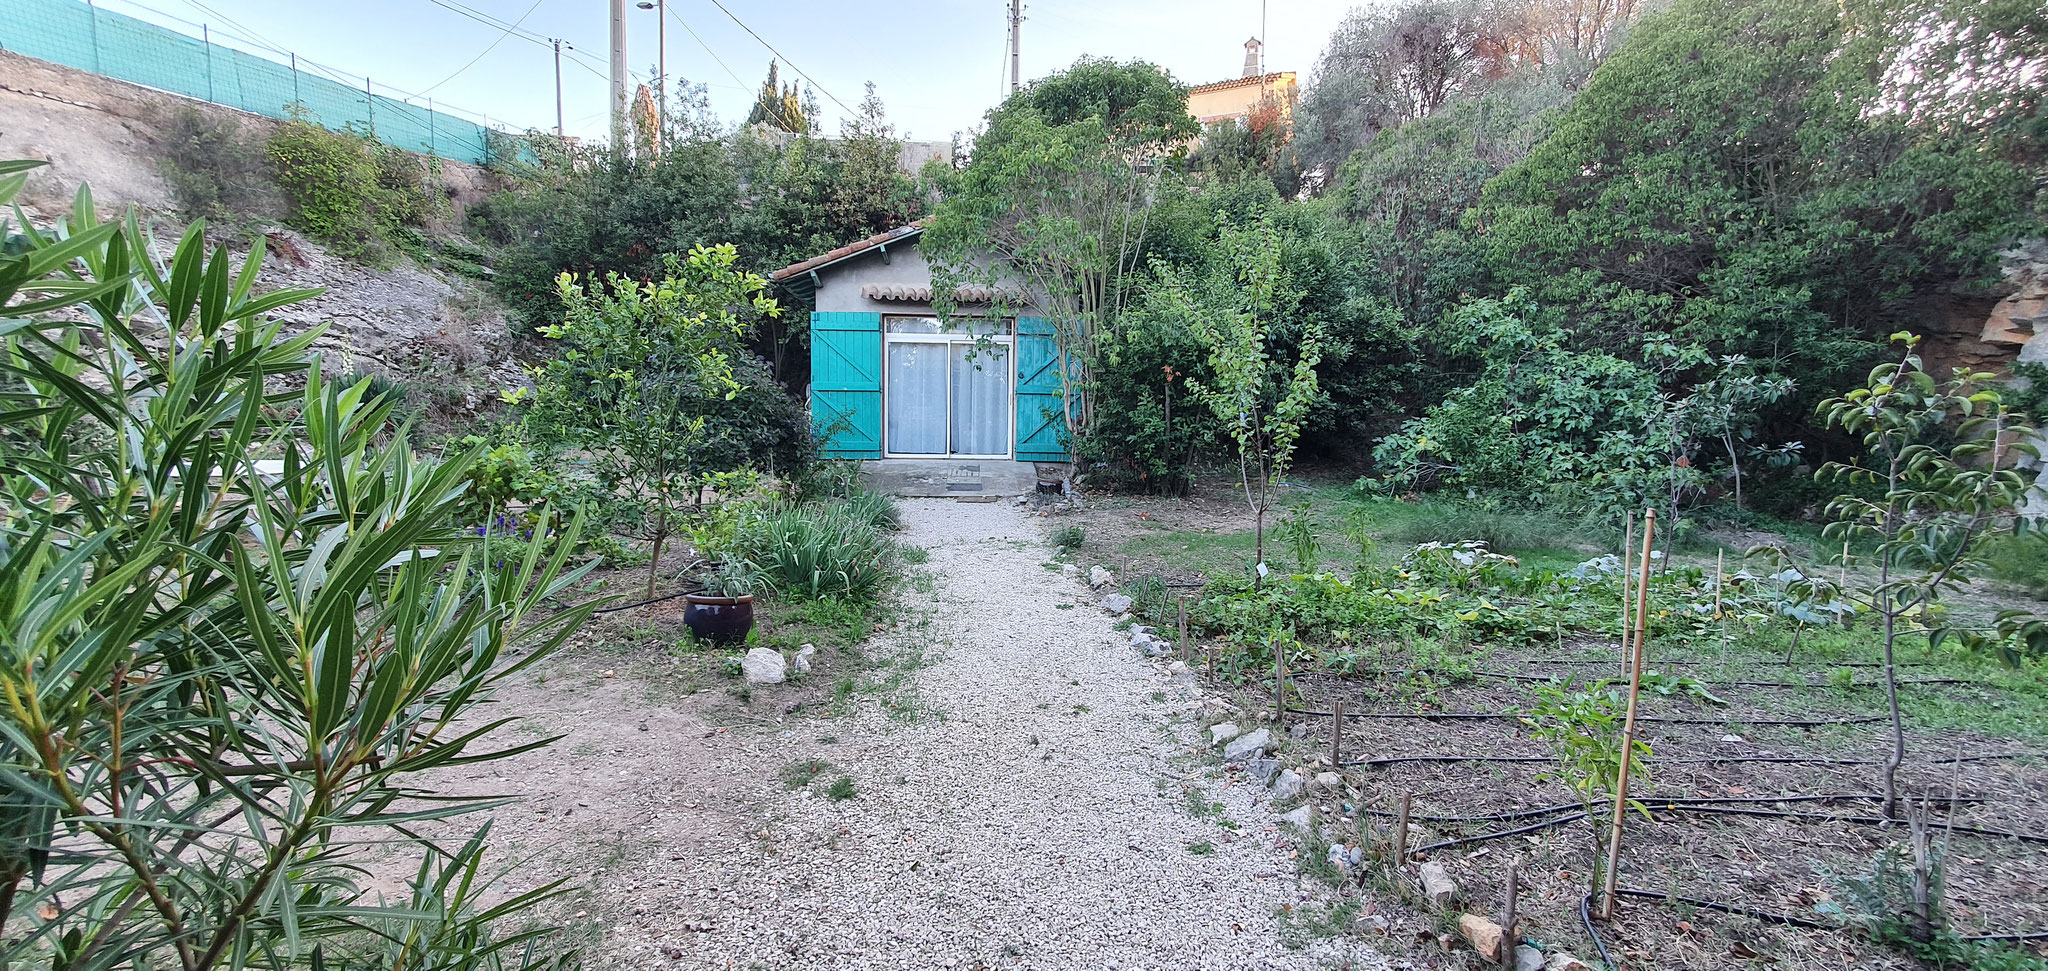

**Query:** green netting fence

left=0, top=0, right=500, bottom=164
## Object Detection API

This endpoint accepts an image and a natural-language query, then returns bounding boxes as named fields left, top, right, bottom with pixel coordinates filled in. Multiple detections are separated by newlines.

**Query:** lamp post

left=636, top=0, right=665, bottom=142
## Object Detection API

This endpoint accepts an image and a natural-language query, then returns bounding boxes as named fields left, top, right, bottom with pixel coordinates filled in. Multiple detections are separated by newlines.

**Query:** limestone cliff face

left=1991, top=241, right=2047, bottom=519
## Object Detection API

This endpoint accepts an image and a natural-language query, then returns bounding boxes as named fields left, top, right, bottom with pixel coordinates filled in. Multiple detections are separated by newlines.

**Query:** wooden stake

left=1714, top=549, right=1725, bottom=618
left=1503, top=864, right=1520, bottom=968
left=1274, top=647, right=1287, bottom=725
left=1619, top=511, right=1635, bottom=671
left=1393, top=791, right=1412, bottom=866
left=1839, top=541, right=1851, bottom=625
left=1601, top=508, right=1656, bottom=919
left=1331, top=700, right=1346, bottom=768
left=1177, top=596, right=1189, bottom=659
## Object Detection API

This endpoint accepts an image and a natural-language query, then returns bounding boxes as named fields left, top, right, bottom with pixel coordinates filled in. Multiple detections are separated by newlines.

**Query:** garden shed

left=770, top=222, right=1063, bottom=495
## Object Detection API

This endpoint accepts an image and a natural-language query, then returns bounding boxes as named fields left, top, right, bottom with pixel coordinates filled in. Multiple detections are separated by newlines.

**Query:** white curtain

left=950, top=344, right=1011, bottom=455
left=887, top=342, right=947, bottom=454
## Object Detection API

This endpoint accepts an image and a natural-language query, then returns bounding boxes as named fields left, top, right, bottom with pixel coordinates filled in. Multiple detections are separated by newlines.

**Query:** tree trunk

left=646, top=517, right=667, bottom=601
left=1723, top=433, right=1744, bottom=510
left=1881, top=609, right=1905, bottom=820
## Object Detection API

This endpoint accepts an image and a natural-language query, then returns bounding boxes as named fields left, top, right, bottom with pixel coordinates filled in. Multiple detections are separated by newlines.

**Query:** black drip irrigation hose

left=1406, top=803, right=2048, bottom=857
left=1517, top=657, right=1939, bottom=668
left=1612, top=888, right=2048, bottom=943
left=1288, top=706, right=1884, bottom=727
left=1340, top=666, right=1978, bottom=688
left=1581, top=892, right=1617, bottom=969
left=1342, top=752, right=2031, bottom=770
left=1358, top=793, right=1983, bottom=827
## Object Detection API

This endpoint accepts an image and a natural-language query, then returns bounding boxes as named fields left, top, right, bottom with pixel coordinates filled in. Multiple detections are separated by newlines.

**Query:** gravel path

left=605, top=499, right=1386, bottom=970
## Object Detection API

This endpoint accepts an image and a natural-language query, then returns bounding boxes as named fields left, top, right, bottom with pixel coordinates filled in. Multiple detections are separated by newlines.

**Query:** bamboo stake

left=1601, top=508, right=1656, bottom=919
left=1619, top=511, right=1635, bottom=671
left=1502, top=864, right=1520, bottom=969
left=1393, top=791, right=1412, bottom=866
left=1714, top=549, right=1725, bottom=618
left=1331, top=701, right=1345, bottom=768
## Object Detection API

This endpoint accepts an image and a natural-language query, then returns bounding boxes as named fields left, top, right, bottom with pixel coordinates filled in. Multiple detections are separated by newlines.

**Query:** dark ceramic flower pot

left=683, top=594, right=755, bottom=646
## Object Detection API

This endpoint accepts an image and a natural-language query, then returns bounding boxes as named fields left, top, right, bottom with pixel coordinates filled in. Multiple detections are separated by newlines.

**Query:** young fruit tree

left=1154, top=214, right=1324, bottom=584
left=0, top=162, right=595, bottom=971
left=1756, top=334, right=2039, bottom=818
left=525, top=244, right=779, bottom=597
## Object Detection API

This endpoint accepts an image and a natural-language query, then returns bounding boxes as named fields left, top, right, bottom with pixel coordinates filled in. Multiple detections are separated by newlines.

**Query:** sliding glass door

left=883, top=317, right=1013, bottom=458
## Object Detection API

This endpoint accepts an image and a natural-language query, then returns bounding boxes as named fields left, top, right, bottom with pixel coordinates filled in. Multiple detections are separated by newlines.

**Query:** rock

left=1279, top=805, right=1312, bottom=828
left=1272, top=769, right=1305, bottom=801
left=1167, top=660, right=1193, bottom=679
left=1289, top=722, right=1309, bottom=739
left=1516, top=945, right=1544, bottom=971
left=1458, top=914, right=1505, bottom=963
left=1101, top=593, right=1134, bottom=614
left=1210, top=722, right=1243, bottom=746
left=740, top=648, right=786, bottom=685
left=1544, top=953, right=1594, bottom=971
left=1350, top=844, right=1365, bottom=866
left=1326, top=844, right=1348, bottom=867
left=1246, top=758, right=1281, bottom=784
left=1223, top=728, right=1271, bottom=761
left=1419, top=861, right=1459, bottom=907
left=1314, top=771, right=1342, bottom=790
left=792, top=643, right=817, bottom=675
left=1088, top=566, right=1115, bottom=589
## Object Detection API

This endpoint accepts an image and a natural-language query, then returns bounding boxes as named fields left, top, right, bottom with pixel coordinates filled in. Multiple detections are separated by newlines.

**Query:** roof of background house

left=769, top=219, right=928, bottom=283
left=1186, top=72, right=1296, bottom=96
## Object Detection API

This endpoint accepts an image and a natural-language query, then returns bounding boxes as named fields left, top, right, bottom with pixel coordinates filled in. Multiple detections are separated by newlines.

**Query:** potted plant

left=685, top=559, right=762, bottom=645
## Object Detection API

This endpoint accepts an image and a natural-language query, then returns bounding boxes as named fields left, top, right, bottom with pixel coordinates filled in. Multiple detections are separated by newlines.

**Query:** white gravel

left=606, top=499, right=1387, bottom=970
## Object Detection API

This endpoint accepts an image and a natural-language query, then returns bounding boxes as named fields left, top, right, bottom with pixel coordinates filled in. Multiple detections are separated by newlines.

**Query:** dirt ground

left=404, top=498, right=1390, bottom=970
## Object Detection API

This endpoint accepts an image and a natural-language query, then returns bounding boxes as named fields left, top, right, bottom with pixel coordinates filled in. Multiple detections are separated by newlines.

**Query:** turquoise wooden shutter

left=1015, top=317, right=1065, bottom=461
left=810, top=312, right=882, bottom=458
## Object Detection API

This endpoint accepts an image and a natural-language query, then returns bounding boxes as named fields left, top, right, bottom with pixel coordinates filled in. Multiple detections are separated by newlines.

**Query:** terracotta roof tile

left=768, top=219, right=930, bottom=282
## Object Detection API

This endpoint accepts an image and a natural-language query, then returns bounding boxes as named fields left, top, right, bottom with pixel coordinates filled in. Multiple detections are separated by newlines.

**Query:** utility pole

left=608, top=0, right=629, bottom=149
left=552, top=39, right=565, bottom=138
left=1008, top=0, right=1022, bottom=94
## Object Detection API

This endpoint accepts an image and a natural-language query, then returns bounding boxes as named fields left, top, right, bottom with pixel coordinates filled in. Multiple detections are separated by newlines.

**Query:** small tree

left=1758, top=334, right=2038, bottom=818
left=1525, top=679, right=1651, bottom=895
left=525, top=244, right=780, bottom=596
left=1158, top=215, right=1324, bottom=583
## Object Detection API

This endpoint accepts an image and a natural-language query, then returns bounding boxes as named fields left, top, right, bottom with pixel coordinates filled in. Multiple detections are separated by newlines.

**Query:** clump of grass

left=779, top=759, right=832, bottom=789
left=1186, top=840, right=1216, bottom=856
left=826, top=776, right=857, bottom=801
left=1051, top=524, right=1085, bottom=551
left=1378, top=497, right=1584, bottom=554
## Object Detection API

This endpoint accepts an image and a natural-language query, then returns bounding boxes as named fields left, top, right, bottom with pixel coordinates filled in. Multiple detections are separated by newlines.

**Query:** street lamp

left=636, top=0, right=664, bottom=142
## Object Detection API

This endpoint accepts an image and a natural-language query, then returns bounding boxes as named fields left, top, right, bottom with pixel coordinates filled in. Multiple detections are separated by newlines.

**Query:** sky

left=96, top=0, right=1358, bottom=144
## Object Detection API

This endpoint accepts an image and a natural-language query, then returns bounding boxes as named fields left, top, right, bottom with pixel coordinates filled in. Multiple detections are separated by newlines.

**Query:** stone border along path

left=609, top=499, right=1388, bottom=970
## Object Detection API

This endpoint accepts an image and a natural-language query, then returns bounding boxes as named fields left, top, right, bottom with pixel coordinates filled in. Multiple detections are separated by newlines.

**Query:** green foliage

left=1474, top=0, right=2042, bottom=383
left=1051, top=524, right=1086, bottom=551
left=1759, top=335, right=2041, bottom=813
left=1161, top=212, right=1325, bottom=572
left=157, top=107, right=281, bottom=219
left=725, top=501, right=896, bottom=602
left=1278, top=502, right=1321, bottom=574
left=523, top=243, right=781, bottom=595
left=0, top=163, right=589, bottom=971
left=924, top=57, right=1199, bottom=468
left=1523, top=678, right=1651, bottom=889
left=265, top=119, right=432, bottom=260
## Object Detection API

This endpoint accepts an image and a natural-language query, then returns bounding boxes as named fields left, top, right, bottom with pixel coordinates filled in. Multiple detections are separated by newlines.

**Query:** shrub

left=727, top=501, right=895, bottom=601
left=157, top=107, right=280, bottom=218
left=0, top=163, right=589, bottom=971
left=842, top=488, right=901, bottom=531
left=265, top=119, right=430, bottom=260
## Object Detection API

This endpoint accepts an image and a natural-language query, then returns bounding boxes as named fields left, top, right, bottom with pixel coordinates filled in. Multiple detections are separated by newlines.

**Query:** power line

left=664, top=3, right=803, bottom=131
left=418, top=0, right=549, bottom=95
left=698, top=0, right=853, bottom=117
